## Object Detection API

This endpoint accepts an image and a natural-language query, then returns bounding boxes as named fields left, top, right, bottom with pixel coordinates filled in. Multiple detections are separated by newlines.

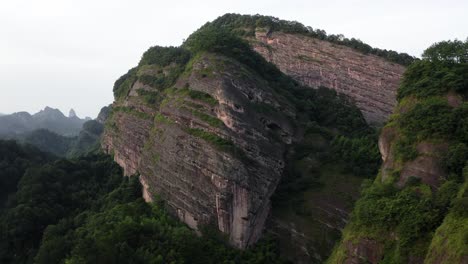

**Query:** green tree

left=422, top=39, right=468, bottom=63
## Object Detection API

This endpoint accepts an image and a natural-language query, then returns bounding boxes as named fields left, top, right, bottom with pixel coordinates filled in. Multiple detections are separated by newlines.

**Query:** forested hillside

left=328, top=39, right=468, bottom=264
left=0, top=140, right=287, bottom=263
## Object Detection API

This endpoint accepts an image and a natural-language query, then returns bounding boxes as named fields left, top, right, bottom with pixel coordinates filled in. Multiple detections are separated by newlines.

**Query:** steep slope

left=0, top=140, right=51, bottom=208
left=20, top=121, right=104, bottom=158
left=252, top=31, right=405, bottom=125
left=198, top=14, right=414, bottom=125
left=102, top=22, right=379, bottom=252
left=103, top=50, right=296, bottom=248
left=17, top=106, right=109, bottom=157
left=328, top=40, right=468, bottom=264
left=22, top=129, right=74, bottom=156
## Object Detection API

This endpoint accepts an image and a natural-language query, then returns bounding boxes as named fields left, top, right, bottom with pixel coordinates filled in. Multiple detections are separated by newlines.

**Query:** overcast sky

left=1, top=0, right=467, bottom=118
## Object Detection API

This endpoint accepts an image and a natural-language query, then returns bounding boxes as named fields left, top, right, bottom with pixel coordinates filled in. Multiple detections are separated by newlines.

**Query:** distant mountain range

left=0, top=107, right=90, bottom=137
left=0, top=106, right=108, bottom=157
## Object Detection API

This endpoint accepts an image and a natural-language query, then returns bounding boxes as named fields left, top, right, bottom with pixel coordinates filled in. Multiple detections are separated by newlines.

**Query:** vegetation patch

left=186, top=128, right=245, bottom=159
left=136, top=89, right=161, bottom=105
left=398, top=39, right=468, bottom=100
left=139, top=46, right=191, bottom=67
left=187, top=128, right=232, bottom=147
left=191, top=109, right=224, bottom=127
left=180, top=104, right=222, bottom=127
left=154, top=113, right=173, bottom=124
left=113, top=67, right=137, bottom=100
left=186, top=89, right=218, bottom=106
left=393, top=135, right=418, bottom=162
left=113, top=106, right=152, bottom=120
left=331, top=135, right=381, bottom=177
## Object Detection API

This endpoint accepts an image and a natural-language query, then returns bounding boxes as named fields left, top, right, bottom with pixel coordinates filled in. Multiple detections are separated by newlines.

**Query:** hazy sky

left=1, top=0, right=467, bottom=118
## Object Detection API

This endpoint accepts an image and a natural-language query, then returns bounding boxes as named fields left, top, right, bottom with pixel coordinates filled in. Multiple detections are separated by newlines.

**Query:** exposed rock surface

left=102, top=53, right=295, bottom=248
left=329, top=75, right=468, bottom=263
left=379, top=126, right=449, bottom=188
left=100, top=20, right=405, bottom=256
left=343, top=238, right=385, bottom=264
left=252, top=31, right=406, bottom=125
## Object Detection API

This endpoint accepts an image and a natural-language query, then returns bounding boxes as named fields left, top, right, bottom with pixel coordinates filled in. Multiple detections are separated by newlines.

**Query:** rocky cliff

left=103, top=51, right=297, bottom=248
left=251, top=31, right=406, bottom=125
left=201, top=14, right=413, bottom=125
left=327, top=42, right=468, bottom=263
left=102, top=14, right=417, bottom=259
left=101, top=19, right=385, bottom=253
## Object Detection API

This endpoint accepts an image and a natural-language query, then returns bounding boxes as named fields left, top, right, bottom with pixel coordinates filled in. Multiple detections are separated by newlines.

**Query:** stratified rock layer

left=252, top=31, right=406, bottom=125
left=102, top=53, right=295, bottom=248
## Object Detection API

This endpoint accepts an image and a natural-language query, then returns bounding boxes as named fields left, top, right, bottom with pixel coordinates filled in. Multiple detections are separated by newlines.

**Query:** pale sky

left=1, top=0, right=467, bottom=118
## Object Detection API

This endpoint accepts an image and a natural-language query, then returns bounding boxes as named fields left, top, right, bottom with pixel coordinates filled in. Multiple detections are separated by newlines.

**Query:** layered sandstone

left=102, top=53, right=295, bottom=248
left=252, top=31, right=406, bottom=125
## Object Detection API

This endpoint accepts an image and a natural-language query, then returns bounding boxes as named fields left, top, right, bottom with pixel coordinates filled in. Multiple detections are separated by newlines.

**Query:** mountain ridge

left=0, top=106, right=88, bottom=137
left=185, top=14, right=410, bottom=125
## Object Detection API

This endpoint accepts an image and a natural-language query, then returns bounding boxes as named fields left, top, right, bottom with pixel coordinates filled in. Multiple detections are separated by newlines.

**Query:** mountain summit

left=102, top=13, right=408, bottom=254
left=69, top=108, right=78, bottom=118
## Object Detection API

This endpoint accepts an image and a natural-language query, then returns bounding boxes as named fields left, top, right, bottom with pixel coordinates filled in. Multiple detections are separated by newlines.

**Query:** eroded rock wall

left=102, top=53, right=295, bottom=248
left=252, top=31, right=406, bottom=125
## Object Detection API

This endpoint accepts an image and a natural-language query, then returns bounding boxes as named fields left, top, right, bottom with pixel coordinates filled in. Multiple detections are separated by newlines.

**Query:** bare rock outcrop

left=102, top=53, right=295, bottom=248
left=252, top=31, right=406, bottom=125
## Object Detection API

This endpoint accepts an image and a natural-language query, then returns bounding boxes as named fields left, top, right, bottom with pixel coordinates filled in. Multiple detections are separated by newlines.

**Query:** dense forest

left=0, top=140, right=287, bottom=264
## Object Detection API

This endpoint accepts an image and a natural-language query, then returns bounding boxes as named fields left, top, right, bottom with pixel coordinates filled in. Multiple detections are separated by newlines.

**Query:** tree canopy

left=422, top=39, right=468, bottom=63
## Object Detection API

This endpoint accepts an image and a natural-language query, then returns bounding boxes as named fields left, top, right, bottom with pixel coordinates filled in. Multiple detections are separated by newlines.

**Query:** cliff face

left=252, top=31, right=406, bottom=125
left=328, top=57, right=468, bottom=263
left=103, top=53, right=295, bottom=248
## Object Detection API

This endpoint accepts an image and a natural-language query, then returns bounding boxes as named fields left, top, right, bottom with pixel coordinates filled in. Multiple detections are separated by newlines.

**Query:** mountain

left=21, top=120, right=103, bottom=158
left=328, top=39, right=468, bottom=263
left=69, top=108, right=77, bottom=118
left=201, top=14, right=415, bottom=125
left=96, top=105, right=111, bottom=124
left=22, top=129, right=75, bottom=157
left=101, top=13, right=405, bottom=259
left=19, top=106, right=109, bottom=157
left=0, top=107, right=88, bottom=137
